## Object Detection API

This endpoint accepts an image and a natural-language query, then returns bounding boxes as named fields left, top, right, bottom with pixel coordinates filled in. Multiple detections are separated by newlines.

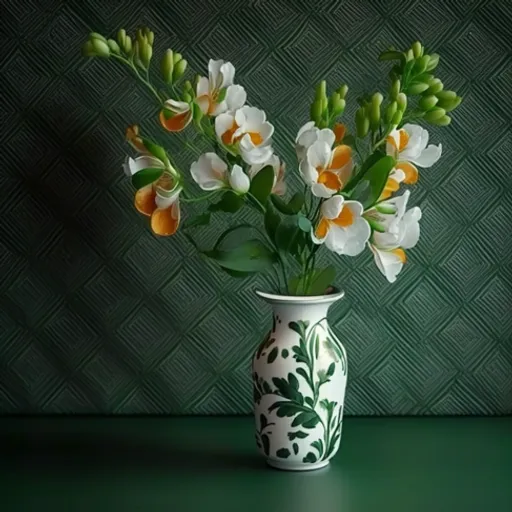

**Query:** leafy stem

left=181, top=190, right=220, bottom=203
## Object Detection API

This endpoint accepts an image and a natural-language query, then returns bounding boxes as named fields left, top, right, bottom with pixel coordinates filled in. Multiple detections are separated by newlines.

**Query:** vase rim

left=255, top=287, right=344, bottom=305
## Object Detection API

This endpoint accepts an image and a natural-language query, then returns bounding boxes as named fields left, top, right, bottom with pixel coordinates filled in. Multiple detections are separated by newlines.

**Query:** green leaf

left=217, top=87, right=228, bottom=103
left=268, top=401, right=305, bottom=418
left=344, top=150, right=383, bottom=192
left=297, top=215, right=312, bottom=233
left=208, top=190, right=244, bottom=213
left=131, top=168, right=164, bottom=190
left=288, top=373, right=299, bottom=390
left=264, top=202, right=280, bottom=242
left=261, top=434, right=270, bottom=456
left=288, top=430, right=309, bottom=440
left=267, top=347, right=278, bottom=363
left=249, top=165, right=274, bottom=204
left=272, top=376, right=304, bottom=404
left=204, top=239, right=277, bottom=273
left=326, top=362, right=336, bottom=377
left=270, top=192, right=304, bottom=215
left=350, top=180, right=371, bottom=204
left=360, top=155, right=395, bottom=209
left=140, top=138, right=169, bottom=164
left=304, top=396, right=314, bottom=408
left=276, top=448, right=291, bottom=459
left=378, top=50, right=403, bottom=61
left=182, top=212, right=211, bottom=229
left=260, top=414, right=268, bottom=430
left=292, top=411, right=320, bottom=429
left=342, top=134, right=356, bottom=147
left=275, top=215, right=306, bottom=257
left=289, top=266, right=336, bottom=296
left=293, top=443, right=299, bottom=455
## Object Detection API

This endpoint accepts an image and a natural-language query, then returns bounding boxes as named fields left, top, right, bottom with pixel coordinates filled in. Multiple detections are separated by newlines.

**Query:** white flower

left=300, top=135, right=353, bottom=198
left=190, top=153, right=228, bottom=190
left=190, top=153, right=250, bottom=194
left=311, top=195, right=370, bottom=256
left=248, top=154, right=286, bottom=196
left=229, top=164, right=250, bottom=194
left=196, top=59, right=246, bottom=116
left=385, top=123, right=442, bottom=188
left=215, top=106, right=274, bottom=165
left=295, top=121, right=336, bottom=162
left=159, top=99, right=192, bottom=132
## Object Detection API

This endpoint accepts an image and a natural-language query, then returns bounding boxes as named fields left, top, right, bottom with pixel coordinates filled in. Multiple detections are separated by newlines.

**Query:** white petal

left=215, top=113, right=235, bottom=140
left=241, top=145, right=274, bottom=165
left=129, top=155, right=164, bottom=174
left=390, top=167, right=406, bottom=183
left=155, top=186, right=181, bottom=209
left=196, top=95, right=210, bottom=115
left=386, top=128, right=400, bottom=156
left=190, top=153, right=227, bottom=190
left=229, top=164, right=250, bottom=193
left=220, top=62, right=235, bottom=88
left=296, top=121, right=315, bottom=142
left=123, top=157, right=135, bottom=176
left=317, top=128, right=335, bottom=148
left=225, top=85, right=246, bottom=111
left=401, top=124, right=424, bottom=158
left=208, top=59, right=224, bottom=89
left=311, top=182, right=335, bottom=198
left=235, top=106, right=265, bottom=129
left=344, top=200, right=364, bottom=218
left=321, top=195, right=344, bottom=220
left=164, top=99, right=189, bottom=114
left=196, top=76, right=209, bottom=98
left=299, top=161, right=318, bottom=186
left=408, top=144, right=442, bottom=168
left=306, top=141, right=331, bottom=170
left=400, top=207, right=422, bottom=249
left=324, top=225, right=347, bottom=254
left=343, top=218, right=371, bottom=256
left=370, top=245, right=403, bottom=283
left=212, top=101, right=228, bottom=116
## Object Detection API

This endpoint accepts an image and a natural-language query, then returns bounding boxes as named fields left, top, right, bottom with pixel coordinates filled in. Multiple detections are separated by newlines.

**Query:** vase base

left=266, top=458, right=330, bottom=472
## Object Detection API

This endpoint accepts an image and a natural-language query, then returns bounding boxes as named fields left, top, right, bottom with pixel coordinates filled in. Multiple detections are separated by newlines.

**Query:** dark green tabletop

left=1, top=417, right=511, bottom=511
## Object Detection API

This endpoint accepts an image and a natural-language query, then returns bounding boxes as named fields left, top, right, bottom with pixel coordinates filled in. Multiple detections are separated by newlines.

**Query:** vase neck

left=271, top=302, right=332, bottom=325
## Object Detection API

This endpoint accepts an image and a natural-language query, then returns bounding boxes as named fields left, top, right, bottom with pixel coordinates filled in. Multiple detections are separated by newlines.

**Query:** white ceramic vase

left=252, top=289, right=348, bottom=471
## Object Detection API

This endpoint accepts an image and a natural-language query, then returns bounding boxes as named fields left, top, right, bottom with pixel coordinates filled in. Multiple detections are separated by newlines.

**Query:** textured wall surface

left=1, top=0, right=511, bottom=415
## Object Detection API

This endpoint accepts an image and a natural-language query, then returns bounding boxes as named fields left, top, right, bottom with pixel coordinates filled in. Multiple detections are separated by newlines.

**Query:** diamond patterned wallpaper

left=0, top=0, right=511, bottom=415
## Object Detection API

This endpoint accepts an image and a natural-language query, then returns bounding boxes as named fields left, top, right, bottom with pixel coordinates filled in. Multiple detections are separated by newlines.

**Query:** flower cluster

left=82, top=31, right=461, bottom=291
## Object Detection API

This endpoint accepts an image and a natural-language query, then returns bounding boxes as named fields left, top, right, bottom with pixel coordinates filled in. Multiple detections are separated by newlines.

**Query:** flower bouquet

left=82, top=30, right=462, bottom=470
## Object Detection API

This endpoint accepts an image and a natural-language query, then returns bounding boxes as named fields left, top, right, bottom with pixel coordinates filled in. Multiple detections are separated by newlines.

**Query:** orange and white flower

left=248, top=155, right=286, bottom=196
left=312, top=195, right=370, bottom=256
left=124, top=155, right=182, bottom=236
left=366, top=190, right=422, bottom=282
left=159, top=99, right=192, bottom=132
left=125, top=125, right=147, bottom=153
left=196, top=59, right=246, bottom=116
left=190, top=152, right=250, bottom=194
left=383, top=123, right=441, bottom=196
left=300, top=137, right=353, bottom=198
left=295, top=121, right=337, bottom=162
left=215, top=106, right=274, bottom=165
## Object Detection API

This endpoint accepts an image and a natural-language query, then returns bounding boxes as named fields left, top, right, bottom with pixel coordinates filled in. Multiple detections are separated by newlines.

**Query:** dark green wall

left=1, top=0, right=511, bottom=415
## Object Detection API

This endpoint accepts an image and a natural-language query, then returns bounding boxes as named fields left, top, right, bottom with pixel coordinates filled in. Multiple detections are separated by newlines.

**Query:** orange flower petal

left=333, top=205, right=354, bottom=228
left=398, top=129, right=410, bottom=152
left=221, top=120, right=239, bottom=145
left=135, top=185, right=157, bottom=217
left=159, top=110, right=191, bottom=132
left=330, top=144, right=351, bottom=170
left=379, top=177, right=401, bottom=201
left=391, top=248, right=407, bottom=263
left=333, top=123, right=346, bottom=144
left=315, top=218, right=330, bottom=239
left=396, top=162, right=419, bottom=184
left=247, top=131, right=263, bottom=145
left=151, top=201, right=180, bottom=236
left=317, top=171, right=342, bottom=191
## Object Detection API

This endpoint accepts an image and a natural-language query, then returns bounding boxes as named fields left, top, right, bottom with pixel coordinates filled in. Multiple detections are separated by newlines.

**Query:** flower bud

left=310, top=99, right=323, bottom=125
left=82, top=40, right=95, bottom=57
left=414, top=55, right=430, bottom=74
left=337, top=84, right=348, bottom=99
left=424, top=107, right=446, bottom=122
left=91, top=38, right=110, bottom=58
left=123, top=35, right=132, bottom=54
left=315, top=80, right=327, bottom=101
left=117, top=29, right=126, bottom=48
left=405, top=49, right=414, bottom=62
left=390, top=78, right=400, bottom=100
left=436, top=90, right=457, bottom=100
left=391, top=110, right=403, bottom=126
left=418, top=95, right=438, bottom=111
left=426, top=53, right=440, bottom=71
left=356, top=107, right=370, bottom=137
left=172, top=58, right=187, bottom=81
left=426, top=78, right=443, bottom=95
left=396, top=93, right=407, bottom=111
left=136, top=29, right=146, bottom=48
left=161, top=49, right=174, bottom=83
left=430, top=114, right=451, bottom=126
left=146, top=30, right=155, bottom=46
left=386, top=101, right=397, bottom=123
left=90, top=32, right=107, bottom=43
left=173, top=52, right=183, bottom=65
left=330, top=92, right=345, bottom=115
left=107, top=39, right=120, bottom=54
left=437, top=95, right=462, bottom=112
left=182, top=92, right=192, bottom=103
left=412, top=41, right=423, bottom=58
left=379, top=50, right=403, bottom=61
left=408, top=82, right=430, bottom=95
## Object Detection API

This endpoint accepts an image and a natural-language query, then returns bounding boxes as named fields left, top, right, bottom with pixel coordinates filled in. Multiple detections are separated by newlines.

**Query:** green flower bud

left=193, top=101, right=204, bottom=128
left=82, top=40, right=96, bottom=57
left=419, top=94, right=439, bottom=111
left=356, top=107, right=370, bottom=137
left=145, top=29, right=155, bottom=46
left=424, top=107, right=446, bottom=122
left=379, top=50, right=403, bottom=61
left=136, top=29, right=146, bottom=47
left=415, top=72, right=434, bottom=84
left=161, top=49, right=174, bottom=83
left=396, top=93, right=407, bottom=111
left=426, top=53, right=440, bottom=71
left=370, top=102, right=381, bottom=130
left=391, top=110, right=403, bottom=126
left=430, top=114, right=451, bottom=126
left=426, top=78, right=443, bottom=95
left=183, top=80, right=194, bottom=95
left=89, top=32, right=107, bottom=43
left=414, top=55, right=430, bottom=74
left=315, top=80, right=327, bottom=101
left=182, top=92, right=192, bottom=103
left=330, top=93, right=345, bottom=116
left=173, top=52, right=183, bottom=65
left=310, top=99, right=323, bottom=125
left=437, top=95, right=462, bottom=112
left=117, top=29, right=126, bottom=48
left=107, top=39, right=120, bottom=54
left=141, top=41, right=152, bottom=68
left=386, top=101, right=397, bottom=123
left=390, top=79, right=400, bottom=100
left=412, top=41, right=423, bottom=58
left=405, top=49, right=414, bottom=62
left=337, top=84, right=348, bottom=99
left=408, top=82, right=429, bottom=95
left=133, top=41, right=142, bottom=67
left=436, top=90, right=457, bottom=100
left=91, top=38, right=110, bottom=58
left=172, top=58, right=187, bottom=81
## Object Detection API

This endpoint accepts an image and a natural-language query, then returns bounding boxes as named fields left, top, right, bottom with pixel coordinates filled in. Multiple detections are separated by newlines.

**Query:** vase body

left=252, top=290, right=348, bottom=471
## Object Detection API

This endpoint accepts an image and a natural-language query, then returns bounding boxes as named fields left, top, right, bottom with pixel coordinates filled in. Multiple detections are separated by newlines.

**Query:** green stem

left=181, top=190, right=220, bottom=203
